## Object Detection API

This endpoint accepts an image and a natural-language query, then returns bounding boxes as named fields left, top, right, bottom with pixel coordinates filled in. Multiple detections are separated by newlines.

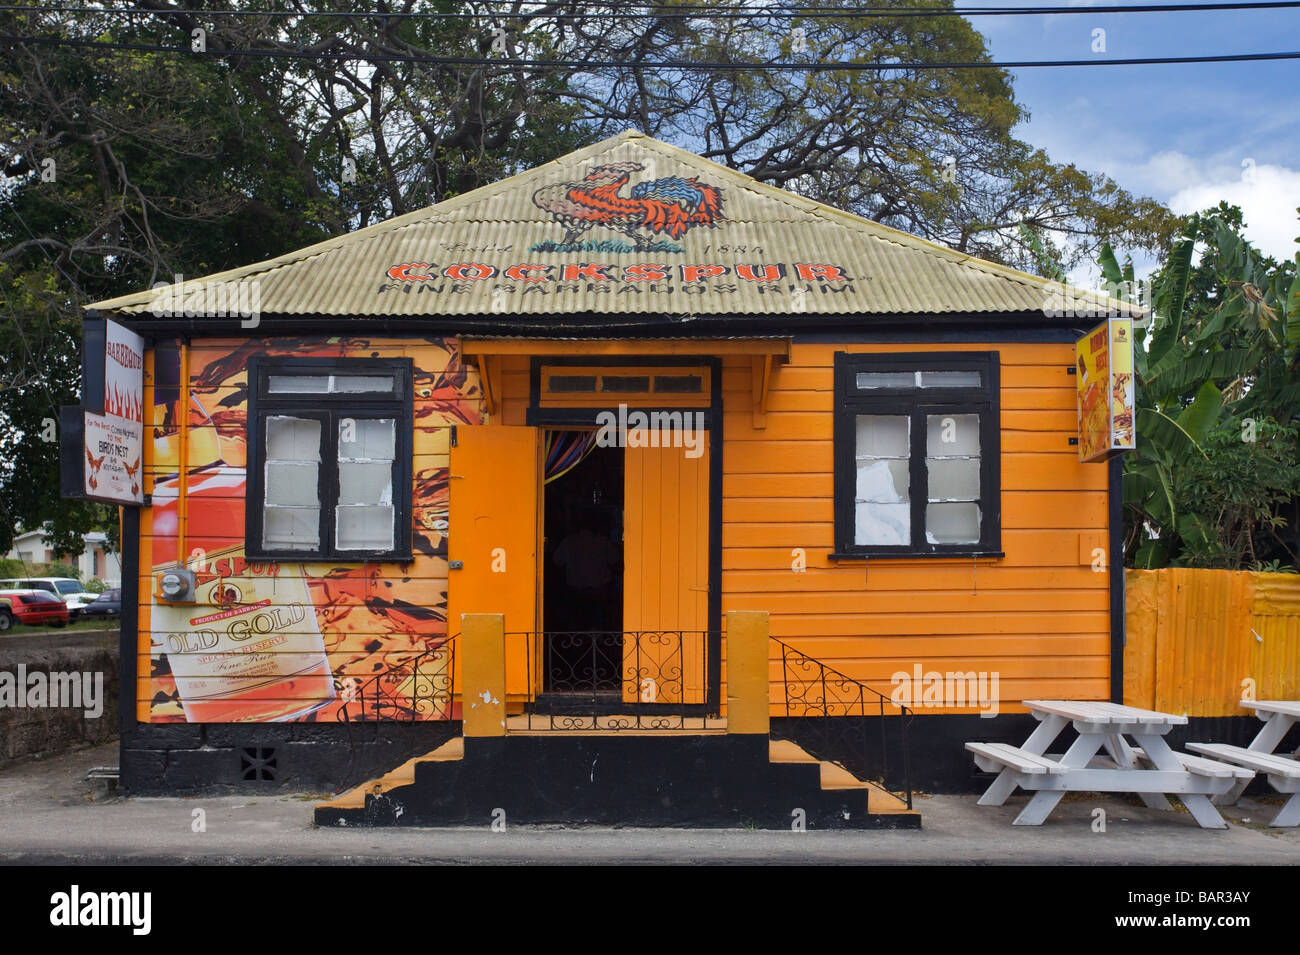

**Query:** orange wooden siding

left=623, top=435, right=710, bottom=702
left=720, top=343, right=1112, bottom=715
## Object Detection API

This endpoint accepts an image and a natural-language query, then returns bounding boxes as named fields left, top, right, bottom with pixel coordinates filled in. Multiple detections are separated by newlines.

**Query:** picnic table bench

left=966, top=700, right=1252, bottom=829
left=1186, top=700, right=1300, bottom=827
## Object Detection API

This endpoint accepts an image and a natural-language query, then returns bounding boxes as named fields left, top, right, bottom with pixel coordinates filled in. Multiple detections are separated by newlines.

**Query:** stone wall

left=0, top=631, right=119, bottom=766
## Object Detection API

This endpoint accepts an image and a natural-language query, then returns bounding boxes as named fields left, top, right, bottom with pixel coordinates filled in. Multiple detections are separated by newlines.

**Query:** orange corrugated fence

left=1125, top=569, right=1300, bottom=716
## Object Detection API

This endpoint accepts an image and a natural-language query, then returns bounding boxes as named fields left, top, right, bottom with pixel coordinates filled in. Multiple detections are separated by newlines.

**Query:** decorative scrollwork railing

left=512, top=630, right=721, bottom=732
left=335, top=635, right=457, bottom=723
left=772, top=638, right=913, bottom=808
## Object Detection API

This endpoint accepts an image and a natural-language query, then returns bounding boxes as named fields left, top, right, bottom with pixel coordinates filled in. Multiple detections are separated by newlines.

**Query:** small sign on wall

left=60, top=317, right=146, bottom=505
left=1076, top=317, right=1135, bottom=462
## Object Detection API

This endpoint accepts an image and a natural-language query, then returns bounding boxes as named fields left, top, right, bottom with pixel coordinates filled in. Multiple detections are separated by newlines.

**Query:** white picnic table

left=1187, top=700, right=1300, bottom=827
left=966, top=700, right=1253, bottom=829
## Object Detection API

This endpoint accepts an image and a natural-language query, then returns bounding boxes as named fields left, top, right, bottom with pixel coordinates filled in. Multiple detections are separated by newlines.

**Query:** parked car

left=79, top=588, right=122, bottom=621
left=0, top=577, right=98, bottom=621
left=0, top=589, right=70, bottom=630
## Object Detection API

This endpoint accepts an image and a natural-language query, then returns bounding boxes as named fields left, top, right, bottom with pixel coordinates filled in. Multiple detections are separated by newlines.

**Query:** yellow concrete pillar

left=461, top=613, right=506, bottom=737
left=726, top=610, right=770, bottom=735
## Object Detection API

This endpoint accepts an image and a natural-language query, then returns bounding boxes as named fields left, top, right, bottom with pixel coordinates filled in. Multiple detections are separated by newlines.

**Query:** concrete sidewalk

left=0, top=742, right=1296, bottom=864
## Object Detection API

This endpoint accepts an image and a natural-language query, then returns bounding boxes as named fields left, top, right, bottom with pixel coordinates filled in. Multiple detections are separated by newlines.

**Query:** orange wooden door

left=622, top=431, right=709, bottom=704
left=447, top=425, right=539, bottom=700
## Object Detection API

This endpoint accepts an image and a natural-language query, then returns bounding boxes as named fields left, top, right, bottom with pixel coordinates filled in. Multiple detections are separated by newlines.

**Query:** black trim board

left=105, top=309, right=1114, bottom=341
left=1109, top=454, right=1125, bottom=702
left=120, top=506, right=140, bottom=743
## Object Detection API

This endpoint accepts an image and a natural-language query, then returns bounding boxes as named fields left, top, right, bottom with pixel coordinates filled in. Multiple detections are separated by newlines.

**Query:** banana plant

left=1121, top=209, right=1300, bottom=567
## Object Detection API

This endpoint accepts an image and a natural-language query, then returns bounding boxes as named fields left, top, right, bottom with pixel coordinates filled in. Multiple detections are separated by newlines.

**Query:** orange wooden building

left=67, top=132, right=1138, bottom=816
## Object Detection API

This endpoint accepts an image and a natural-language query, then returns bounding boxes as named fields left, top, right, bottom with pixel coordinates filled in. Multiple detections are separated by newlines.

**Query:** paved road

left=0, top=742, right=1296, bottom=864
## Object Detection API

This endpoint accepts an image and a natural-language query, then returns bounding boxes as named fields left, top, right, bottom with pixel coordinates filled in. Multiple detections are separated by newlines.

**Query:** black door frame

left=527, top=355, right=723, bottom=715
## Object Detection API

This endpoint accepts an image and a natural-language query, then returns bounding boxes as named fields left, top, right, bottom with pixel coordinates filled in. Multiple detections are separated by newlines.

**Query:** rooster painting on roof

left=531, top=161, right=724, bottom=253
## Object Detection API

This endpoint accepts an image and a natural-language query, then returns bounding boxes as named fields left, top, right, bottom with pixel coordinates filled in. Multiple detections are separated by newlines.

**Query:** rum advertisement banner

left=1076, top=317, right=1135, bottom=462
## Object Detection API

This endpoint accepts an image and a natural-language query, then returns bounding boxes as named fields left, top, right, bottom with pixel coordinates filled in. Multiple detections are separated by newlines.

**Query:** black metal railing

left=512, top=630, right=722, bottom=732
left=334, top=635, right=457, bottom=723
left=771, top=638, right=913, bottom=808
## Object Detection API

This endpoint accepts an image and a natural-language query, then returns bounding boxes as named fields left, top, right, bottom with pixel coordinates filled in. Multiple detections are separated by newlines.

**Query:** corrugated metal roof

left=90, top=131, right=1141, bottom=321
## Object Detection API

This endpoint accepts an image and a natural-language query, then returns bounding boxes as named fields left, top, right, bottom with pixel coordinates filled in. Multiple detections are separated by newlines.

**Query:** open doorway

left=542, top=433, right=624, bottom=692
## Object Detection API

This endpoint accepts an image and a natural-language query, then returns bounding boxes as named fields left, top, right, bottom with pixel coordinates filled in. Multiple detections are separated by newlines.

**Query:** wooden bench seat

left=1131, top=747, right=1255, bottom=780
left=1185, top=743, right=1300, bottom=779
left=1186, top=742, right=1300, bottom=826
left=965, top=742, right=1065, bottom=775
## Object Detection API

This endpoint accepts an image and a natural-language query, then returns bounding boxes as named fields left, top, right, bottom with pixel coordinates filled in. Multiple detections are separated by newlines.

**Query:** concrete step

left=767, top=738, right=916, bottom=816
left=315, top=737, right=464, bottom=812
left=316, top=732, right=919, bottom=828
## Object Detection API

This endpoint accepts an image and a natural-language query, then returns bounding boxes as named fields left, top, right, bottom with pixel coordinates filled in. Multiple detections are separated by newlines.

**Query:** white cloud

left=1068, top=150, right=1300, bottom=260
left=1167, top=163, right=1300, bottom=261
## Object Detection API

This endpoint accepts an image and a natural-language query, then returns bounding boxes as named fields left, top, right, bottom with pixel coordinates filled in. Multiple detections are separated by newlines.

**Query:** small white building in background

left=5, top=527, right=122, bottom=588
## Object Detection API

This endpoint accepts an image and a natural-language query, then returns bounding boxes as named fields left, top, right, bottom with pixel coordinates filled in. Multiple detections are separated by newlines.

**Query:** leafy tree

left=1172, top=417, right=1300, bottom=569
left=1121, top=204, right=1300, bottom=569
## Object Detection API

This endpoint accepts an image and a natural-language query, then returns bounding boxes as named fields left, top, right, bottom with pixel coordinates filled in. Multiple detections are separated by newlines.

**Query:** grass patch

left=5, top=617, right=120, bottom=636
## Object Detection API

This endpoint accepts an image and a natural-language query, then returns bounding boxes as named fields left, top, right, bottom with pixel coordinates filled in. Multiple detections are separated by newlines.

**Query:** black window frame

left=245, top=356, right=413, bottom=562
left=832, top=351, right=1002, bottom=559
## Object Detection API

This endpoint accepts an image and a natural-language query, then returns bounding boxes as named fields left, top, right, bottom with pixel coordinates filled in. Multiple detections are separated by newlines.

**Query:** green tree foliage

left=1122, top=204, right=1300, bottom=570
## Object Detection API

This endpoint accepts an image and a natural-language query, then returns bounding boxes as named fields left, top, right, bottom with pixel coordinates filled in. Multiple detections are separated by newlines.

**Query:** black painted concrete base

left=119, top=721, right=461, bottom=796
left=314, top=734, right=920, bottom=830
left=119, top=712, right=1296, bottom=798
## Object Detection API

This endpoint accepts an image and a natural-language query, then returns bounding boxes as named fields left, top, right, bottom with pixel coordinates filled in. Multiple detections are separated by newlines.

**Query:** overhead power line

left=0, top=31, right=1296, bottom=69
left=2, top=1, right=1300, bottom=20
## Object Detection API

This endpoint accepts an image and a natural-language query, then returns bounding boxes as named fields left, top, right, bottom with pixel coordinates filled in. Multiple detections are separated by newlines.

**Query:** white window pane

left=926, top=414, right=980, bottom=456
left=268, top=374, right=395, bottom=394
left=855, top=502, right=910, bottom=546
left=926, top=502, right=981, bottom=544
left=926, top=457, right=980, bottom=501
left=856, top=415, right=909, bottom=457
left=856, top=459, right=909, bottom=503
left=855, top=371, right=915, bottom=389
left=336, top=505, right=394, bottom=550
left=919, top=370, right=981, bottom=388
left=340, top=418, right=395, bottom=460
left=266, top=416, right=321, bottom=460
left=268, top=375, right=330, bottom=394
left=333, top=375, right=396, bottom=393
left=266, top=461, right=319, bottom=506
left=339, top=461, right=392, bottom=505
left=263, top=507, right=320, bottom=549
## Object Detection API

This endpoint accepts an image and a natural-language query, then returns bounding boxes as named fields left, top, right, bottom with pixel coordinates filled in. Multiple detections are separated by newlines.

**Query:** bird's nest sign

left=60, top=317, right=145, bottom=506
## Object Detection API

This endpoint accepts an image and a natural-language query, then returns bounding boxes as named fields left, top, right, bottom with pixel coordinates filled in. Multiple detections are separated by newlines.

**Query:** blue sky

left=964, top=0, right=1300, bottom=278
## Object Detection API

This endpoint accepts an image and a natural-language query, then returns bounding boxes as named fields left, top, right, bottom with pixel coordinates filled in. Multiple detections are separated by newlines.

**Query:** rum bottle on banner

left=150, top=546, right=336, bottom=722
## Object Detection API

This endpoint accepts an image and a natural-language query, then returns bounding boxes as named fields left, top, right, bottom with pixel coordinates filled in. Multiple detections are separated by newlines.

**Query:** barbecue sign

left=61, top=318, right=145, bottom=505
left=1075, top=317, right=1135, bottom=462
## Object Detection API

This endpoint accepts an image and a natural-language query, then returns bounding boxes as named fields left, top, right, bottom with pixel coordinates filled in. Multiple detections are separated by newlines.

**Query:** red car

left=0, top=589, right=70, bottom=630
